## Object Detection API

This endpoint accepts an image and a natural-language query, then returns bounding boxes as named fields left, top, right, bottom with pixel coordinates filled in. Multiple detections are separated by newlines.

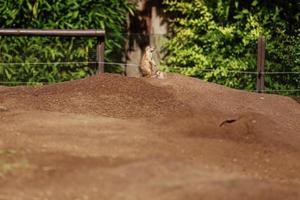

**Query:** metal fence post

left=97, top=37, right=105, bottom=73
left=256, top=36, right=265, bottom=93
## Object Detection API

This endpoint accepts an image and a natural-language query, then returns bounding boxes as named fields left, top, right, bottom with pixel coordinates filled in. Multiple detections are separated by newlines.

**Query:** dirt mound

left=0, top=74, right=187, bottom=118
left=1, top=73, right=300, bottom=200
left=1, top=73, right=300, bottom=153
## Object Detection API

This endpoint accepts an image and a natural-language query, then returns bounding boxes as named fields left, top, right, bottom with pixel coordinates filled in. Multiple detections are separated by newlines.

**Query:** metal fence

left=0, top=29, right=105, bottom=73
left=0, top=29, right=299, bottom=96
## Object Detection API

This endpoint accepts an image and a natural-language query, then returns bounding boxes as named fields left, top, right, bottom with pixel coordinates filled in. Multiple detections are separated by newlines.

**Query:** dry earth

left=0, top=73, right=300, bottom=200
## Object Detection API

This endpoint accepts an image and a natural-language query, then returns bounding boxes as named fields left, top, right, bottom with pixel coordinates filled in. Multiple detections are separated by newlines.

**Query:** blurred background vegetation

left=0, top=0, right=299, bottom=96
left=0, top=0, right=134, bottom=83
left=162, top=0, right=300, bottom=95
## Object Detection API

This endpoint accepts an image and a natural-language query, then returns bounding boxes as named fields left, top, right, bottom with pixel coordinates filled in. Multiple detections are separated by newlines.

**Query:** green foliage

left=0, top=0, right=135, bottom=84
left=162, top=0, right=300, bottom=95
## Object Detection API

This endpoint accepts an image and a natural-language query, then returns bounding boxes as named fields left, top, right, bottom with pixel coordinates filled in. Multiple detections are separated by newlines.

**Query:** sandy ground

left=0, top=73, right=300, bottom=200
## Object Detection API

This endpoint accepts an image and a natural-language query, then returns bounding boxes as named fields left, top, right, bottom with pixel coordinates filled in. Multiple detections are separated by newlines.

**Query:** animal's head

left=145, top=46, right=155, bottom=53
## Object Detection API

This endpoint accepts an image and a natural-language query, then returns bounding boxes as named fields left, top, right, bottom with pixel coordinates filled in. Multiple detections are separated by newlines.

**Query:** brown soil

left=0, top=73, right=300, bottom=200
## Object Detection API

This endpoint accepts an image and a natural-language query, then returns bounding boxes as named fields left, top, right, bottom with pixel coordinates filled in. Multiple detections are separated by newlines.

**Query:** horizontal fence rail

left=0, top=61, right=139, bottom=67
left=0, top=61, right=298, bottom=75
left=0, top=29, right=105, bottom=37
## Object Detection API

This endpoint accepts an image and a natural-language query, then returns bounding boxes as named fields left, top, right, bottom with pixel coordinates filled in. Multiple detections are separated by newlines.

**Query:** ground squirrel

left=140, top=46, right=157, bottom=78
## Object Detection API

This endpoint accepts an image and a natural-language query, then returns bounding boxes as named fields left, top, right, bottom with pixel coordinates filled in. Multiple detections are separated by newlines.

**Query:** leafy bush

left=162, top=0, right=300, bottom=95
left=0, top=0, right=135, bottom=84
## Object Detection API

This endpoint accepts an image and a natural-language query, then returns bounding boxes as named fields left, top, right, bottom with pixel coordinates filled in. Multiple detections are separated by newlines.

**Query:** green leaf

left=33, top=1, right=39, bottom=18
left=251, top=0, right=258, bottom=7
